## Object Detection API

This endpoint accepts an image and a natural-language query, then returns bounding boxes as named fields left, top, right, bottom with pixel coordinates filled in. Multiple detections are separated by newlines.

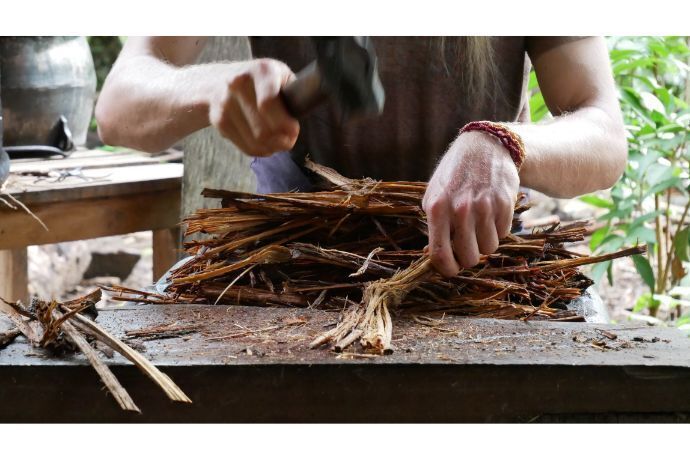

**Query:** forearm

left=96, top=56, right=227, bottom=152
left=511, top=106, right=627, bottom=198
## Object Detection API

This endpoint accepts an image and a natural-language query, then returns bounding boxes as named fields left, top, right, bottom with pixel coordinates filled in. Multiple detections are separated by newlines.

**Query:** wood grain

left=0, top=248, right=28, bottom=304
left=4, top=162, right=182, bottom=205
left=0, top=190, right=180, bottom=250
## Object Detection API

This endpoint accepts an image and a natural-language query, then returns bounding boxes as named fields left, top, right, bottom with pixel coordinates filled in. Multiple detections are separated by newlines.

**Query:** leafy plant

left=531, top=37, right=690, bottom=324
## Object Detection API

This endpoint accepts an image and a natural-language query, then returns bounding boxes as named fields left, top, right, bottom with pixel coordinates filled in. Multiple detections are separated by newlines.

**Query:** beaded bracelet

left=458, top=121, right=526, bottom=172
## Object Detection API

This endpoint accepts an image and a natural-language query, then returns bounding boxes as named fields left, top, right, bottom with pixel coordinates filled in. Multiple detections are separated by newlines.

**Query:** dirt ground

left=30, top=232, right=153, bottom=301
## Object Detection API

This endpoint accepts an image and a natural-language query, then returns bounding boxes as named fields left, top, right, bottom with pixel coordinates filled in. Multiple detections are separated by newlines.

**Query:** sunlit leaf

left=640, top=91, right=666, bottom=115
left=630, top=210, right=665, bottom=229
left=590, top=226, right=610, bottom=251
left=598, top=234, right=625, bottom=253
left=634, top=292, right=661, bottom=312
left=632, top=254, right=656, bottom=292
left=590, top=260, right=612, bottom=285
left=579, top=194, right=613, bottom=209
left=625, top=225, right=657, bottom=245
left=644, top=176, right=682, bottom=198
left=620, top=87, right=653, bottom=123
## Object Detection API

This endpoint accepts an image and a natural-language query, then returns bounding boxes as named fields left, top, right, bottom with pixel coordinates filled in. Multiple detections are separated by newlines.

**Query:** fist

left=209, top=58, right=300, bottom=157
left=423, top=131, right=520, bottom=277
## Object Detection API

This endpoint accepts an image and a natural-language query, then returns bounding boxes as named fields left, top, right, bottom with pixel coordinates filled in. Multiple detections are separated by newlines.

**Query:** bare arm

left=515, top=36, right=627, bottom=198
left=96, top=37, right=299, bottom=154
left=423, top=37, right=627, bottom=276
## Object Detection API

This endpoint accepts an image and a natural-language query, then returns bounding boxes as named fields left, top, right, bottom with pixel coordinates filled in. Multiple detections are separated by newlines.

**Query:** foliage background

left=530, top=36, right=690, bottom=328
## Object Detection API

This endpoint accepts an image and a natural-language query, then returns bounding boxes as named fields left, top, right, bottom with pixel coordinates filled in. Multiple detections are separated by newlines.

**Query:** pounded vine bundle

left=107, top=160, right=643, bottom=354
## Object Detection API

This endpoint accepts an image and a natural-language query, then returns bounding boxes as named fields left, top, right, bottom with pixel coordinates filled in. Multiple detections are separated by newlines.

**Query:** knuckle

left=252, top=125, right=271, bottom=142
left=452, top=200, right=470, bottom=218
left=254, top=58, right=272, bottom=75
left=254, top=58, right=290, bottom=81
left=271, top=59, right=293, bottom=78
left=277, top=133, right=298, bottom=150
left=427, top=198, right=446, bottom=217
left=474, top=195, right=492, bottom=212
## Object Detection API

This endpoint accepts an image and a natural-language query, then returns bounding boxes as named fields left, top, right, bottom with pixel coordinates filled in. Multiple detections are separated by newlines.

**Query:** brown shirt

left=249, top=36, right=577, bottom=183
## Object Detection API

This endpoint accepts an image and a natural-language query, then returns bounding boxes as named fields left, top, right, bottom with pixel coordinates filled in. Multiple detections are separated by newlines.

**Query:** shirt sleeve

left=525, top=36, right=589, bottom=61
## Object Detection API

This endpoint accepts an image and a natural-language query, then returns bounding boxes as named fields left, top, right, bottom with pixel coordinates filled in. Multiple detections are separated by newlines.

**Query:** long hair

left=437, top=37, right=500, bottom=104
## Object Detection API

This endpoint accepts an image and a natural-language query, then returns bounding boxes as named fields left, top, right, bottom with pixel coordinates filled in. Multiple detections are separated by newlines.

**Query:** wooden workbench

left=1, top=304, right=689, bottom=422
left=0, top=149, right=183, bottom=303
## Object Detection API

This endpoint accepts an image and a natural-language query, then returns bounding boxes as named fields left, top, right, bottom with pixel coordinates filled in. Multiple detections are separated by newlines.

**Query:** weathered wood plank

left=1, top=305, right=689, bottom=422
left=9, top=149, right=182, bottom=173
left=3, top=163, right=182, bottom=205
left=0, top=189, right=180, bottom=250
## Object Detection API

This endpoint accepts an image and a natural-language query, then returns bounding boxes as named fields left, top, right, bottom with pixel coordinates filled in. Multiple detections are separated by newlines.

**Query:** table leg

left=0, top=248, right=28, bottom=305
left=152, top=228, right=180, bottom=281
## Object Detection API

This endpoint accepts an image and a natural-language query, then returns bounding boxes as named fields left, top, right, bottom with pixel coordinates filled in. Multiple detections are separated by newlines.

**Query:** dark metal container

left=0, top=37, right=96, bottom=150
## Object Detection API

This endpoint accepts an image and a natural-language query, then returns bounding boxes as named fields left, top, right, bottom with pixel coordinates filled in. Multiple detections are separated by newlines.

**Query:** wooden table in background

left=0, top=149, right=183, bottom=303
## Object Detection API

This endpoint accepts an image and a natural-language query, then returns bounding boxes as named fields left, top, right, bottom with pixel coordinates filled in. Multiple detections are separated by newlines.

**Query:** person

left=96, top=37, right=627, bottom=278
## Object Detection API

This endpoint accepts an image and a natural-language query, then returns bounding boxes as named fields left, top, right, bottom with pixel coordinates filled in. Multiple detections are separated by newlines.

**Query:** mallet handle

left=280, top=62, right=328, bottom=118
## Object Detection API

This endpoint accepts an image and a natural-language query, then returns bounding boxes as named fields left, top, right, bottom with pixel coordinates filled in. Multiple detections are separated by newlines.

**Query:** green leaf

left=609, top=49, right=641, bottom=61
left=632, top=254, right=656, bottom=292
left=656, top=123, right=685, bottom=134
left=598, top=234, right=625, bottom=253
left=607, top=261, right=614, bottom=286
left=630, top=210, right=664, bottom=229
left=579, top=194, right=614, bottom=209
left=589, top=226, right=610, bottom=251
left=634, top=292, right=661, bottom=313
left=654, top=86, right=672, bottom=107
left=625, top=225, right=657, bottom=245
left=640, top=91, right=666, bottom=115
left=646, top=162, right=676, bottom=185
left=598, top=206, right=634, bottom=222
left=620, top=87, right=654, bottom=124
left=613, top=57, right=656, bottom=74
left=644, top=176, right=682, bottom=198
left=590, top=260, right=612, bottom=285
left=634, top=150, right=662, bottom=177
left=650, top=110, right=670, bottom=126
left=528, top=70, right=540, bottom=90
left=674, top=227, right=690, bottom=262
left=529, top=91, right=548, bottom=122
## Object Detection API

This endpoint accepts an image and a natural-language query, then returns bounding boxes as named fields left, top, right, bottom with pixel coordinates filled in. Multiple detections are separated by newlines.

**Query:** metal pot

left=0, top=37, right=96, bottom=157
